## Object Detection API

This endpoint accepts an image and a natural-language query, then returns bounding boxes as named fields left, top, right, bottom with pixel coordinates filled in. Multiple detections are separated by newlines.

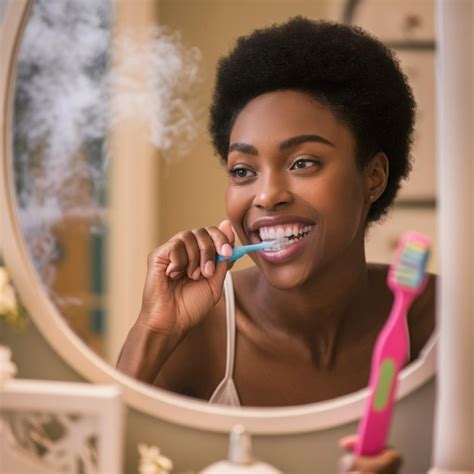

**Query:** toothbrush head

left=388, top=231, right=430, bottom=291
left=262, top=238, right=292, bottom=251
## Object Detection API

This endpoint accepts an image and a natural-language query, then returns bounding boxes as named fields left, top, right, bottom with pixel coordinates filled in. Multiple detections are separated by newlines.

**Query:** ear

left=364, top=152, right=389, bottom=204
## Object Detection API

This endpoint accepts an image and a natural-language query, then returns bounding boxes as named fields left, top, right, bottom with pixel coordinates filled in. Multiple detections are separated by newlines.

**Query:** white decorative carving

left=1, top=412, right=98, bottom=473
left=0, top=347, right=122, bottom=473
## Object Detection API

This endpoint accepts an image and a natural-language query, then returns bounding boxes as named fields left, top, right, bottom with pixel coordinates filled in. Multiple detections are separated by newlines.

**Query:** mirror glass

left=11, top=0, right=437, bottom=404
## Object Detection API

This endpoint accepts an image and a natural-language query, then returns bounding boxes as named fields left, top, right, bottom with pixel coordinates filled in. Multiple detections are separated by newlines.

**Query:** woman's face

left=225, top=89, right=371, bottom=289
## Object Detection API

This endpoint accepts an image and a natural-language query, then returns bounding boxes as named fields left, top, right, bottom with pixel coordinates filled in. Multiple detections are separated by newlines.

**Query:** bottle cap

left=228, top=424, right=253, bottom=465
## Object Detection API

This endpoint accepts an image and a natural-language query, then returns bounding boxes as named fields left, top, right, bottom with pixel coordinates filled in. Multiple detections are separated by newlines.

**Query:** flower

left=138, top=444, right=173, bottom=474
left=0, top=263, right=27, bottom=331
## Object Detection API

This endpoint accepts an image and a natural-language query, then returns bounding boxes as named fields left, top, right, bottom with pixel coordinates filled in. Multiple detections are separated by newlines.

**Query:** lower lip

left=257, top=229, right=314, bottom=263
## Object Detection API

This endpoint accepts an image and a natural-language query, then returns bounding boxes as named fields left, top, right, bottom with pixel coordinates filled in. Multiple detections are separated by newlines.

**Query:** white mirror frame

left=0, top=0, right=437, bottom=434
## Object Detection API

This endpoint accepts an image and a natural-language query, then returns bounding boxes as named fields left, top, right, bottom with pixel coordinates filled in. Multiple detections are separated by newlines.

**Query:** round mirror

left=1, top=0, right=436, bottom=433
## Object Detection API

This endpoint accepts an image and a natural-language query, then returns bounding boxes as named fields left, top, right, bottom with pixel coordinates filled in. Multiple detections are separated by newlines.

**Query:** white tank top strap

left=208, top=271, right=241, bottom=406
left=222, top=271, right=236, bottom=380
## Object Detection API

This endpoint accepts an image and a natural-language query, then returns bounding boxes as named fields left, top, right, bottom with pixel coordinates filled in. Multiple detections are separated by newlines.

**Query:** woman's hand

left=137, top=219, right=235, bottom=337
left=338, top=435, right=402, bottom=474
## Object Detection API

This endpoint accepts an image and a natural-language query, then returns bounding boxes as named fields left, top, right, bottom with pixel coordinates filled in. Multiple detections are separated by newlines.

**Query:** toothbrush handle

left=355, top=292, right=412, bottom=456
left=216, top=247, right=246, bottom=263
left=216, top=243, right=269, bottom=263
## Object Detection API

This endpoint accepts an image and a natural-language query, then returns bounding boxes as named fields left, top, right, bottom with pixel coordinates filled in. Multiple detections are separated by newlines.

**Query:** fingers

left=207, top=224, right=234, bottom=259
left=172, top=231, right=202, bottom=280
left=163, top=239, right=189, bottom=280
left=193, top=228, right=217, bottom=278
left=338, top=435, right=402, bottom=474
left=338, top=451, right=402, bottom=474
left=339, top=435, right=358, bottom=452
left=350, top=449, right=401, bottom=474
left=217, top=219, right=236, bottom=247
left=158, top=222, right=235, bottom=281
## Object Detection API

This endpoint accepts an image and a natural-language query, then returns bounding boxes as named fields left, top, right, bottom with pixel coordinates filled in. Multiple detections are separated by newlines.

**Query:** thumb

left=339, top=434, right=358, bottom=452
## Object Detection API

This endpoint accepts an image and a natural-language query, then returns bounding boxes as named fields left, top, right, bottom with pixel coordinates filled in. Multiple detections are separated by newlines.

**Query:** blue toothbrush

left=216, top=240, right=284, bottom=263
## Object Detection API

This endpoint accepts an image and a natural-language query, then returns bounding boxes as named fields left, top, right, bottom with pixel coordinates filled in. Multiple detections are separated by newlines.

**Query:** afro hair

left=209, top=17, right=416, bottom=223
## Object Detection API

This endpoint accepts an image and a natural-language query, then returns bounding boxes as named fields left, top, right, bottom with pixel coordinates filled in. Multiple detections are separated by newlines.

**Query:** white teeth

left=258, top=224, right=314, bottom=241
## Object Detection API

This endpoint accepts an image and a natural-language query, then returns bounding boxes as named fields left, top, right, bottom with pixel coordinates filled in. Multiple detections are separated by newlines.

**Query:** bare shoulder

left=153, top=268, right=257, bottom=399
left=367, top=262, right=436, bottom=361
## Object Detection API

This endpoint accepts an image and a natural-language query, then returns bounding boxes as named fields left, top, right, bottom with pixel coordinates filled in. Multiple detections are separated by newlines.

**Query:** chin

left=260, top=265, right=311, bottom=291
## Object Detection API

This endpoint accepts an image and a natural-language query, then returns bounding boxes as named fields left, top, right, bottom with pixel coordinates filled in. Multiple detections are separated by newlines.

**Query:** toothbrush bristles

left=267, top=238, right=290, bottom=251
left=391, top=236, right=430, bottom=288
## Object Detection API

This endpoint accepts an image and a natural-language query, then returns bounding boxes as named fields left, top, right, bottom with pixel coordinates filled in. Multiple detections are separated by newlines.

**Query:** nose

left=253, top=170, right=293, bottom=210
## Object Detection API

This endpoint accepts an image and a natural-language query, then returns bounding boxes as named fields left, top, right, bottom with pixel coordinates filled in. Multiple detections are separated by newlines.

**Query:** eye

left=290, top=158, right=321, bottom=170
left=228, top=166, right=256, bottom=180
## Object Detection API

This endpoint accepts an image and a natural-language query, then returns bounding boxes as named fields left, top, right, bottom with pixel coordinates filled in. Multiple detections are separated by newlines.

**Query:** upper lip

left=248, top=215, right=316, bottom=232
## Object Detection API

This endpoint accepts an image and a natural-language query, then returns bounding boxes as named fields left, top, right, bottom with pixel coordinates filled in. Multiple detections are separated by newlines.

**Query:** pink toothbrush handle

left=355, top=291, right=412, bottom=456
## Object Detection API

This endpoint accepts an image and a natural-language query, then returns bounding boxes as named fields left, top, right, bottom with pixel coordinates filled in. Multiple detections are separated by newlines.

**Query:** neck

left=252, top=249, right=372, bottom=367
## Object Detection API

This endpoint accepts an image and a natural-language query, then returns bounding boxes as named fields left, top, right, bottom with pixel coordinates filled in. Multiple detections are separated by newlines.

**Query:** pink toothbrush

left=355, top=231, right=431, bottom=456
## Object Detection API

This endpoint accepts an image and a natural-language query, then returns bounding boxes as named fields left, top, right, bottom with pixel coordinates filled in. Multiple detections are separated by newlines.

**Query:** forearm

left=116, top=321, right=184, bottom=384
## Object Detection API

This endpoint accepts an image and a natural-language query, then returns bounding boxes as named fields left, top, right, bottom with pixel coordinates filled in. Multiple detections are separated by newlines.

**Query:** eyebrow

left=228, top=134, right=335, bottom=156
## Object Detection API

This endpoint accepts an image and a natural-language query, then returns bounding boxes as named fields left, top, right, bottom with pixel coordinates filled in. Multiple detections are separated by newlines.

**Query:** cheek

left=225, top=186, right=251, bottom=237
left=305, top=169, right=366, bottom=232
left=333, top=173, right=365, bottom=214
left=331, top=180, right=366, bottom=243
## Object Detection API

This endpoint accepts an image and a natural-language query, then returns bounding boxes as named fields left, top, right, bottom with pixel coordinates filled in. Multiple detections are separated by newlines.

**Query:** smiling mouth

left=255, top=224, right=314, bottom=252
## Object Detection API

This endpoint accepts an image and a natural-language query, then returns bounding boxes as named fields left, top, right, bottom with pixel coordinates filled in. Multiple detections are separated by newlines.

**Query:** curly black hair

left=209, top=17, right=416, bottom=223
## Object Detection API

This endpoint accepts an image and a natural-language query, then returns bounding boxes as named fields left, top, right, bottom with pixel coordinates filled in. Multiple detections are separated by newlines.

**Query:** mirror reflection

left=12, top=0, right=437, bottom=407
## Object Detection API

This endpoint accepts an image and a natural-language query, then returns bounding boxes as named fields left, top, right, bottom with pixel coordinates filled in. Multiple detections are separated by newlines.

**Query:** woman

left=118, top=17, right=435, bottom=472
